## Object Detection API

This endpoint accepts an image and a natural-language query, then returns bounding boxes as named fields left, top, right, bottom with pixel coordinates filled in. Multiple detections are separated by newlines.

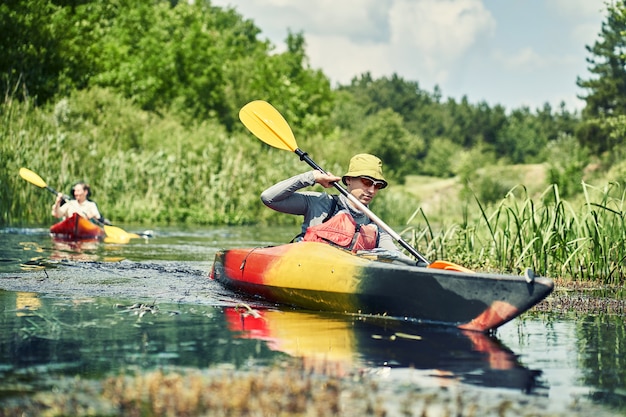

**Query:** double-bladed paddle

left=19, top=167, right=141, bottom=244
left=238, top=100, right=472, bottom=272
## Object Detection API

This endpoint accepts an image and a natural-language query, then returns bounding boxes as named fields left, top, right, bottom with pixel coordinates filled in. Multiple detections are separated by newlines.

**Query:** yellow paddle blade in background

left=239, top=100, right=298, bottom=152
left=19, top=168, right=47, bottom=188
left=102, top=225, right=141, bottom=244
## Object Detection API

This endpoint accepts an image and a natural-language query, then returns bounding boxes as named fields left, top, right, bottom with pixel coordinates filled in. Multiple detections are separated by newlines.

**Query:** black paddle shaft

left=294, top=148, right=430, bottom=264
left=44, top=185, right=71, bottom=203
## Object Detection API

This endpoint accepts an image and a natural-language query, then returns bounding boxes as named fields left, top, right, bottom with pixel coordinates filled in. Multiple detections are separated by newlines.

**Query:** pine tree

left=577, top=2, right=626, bottom=118
left=576, top=2, right=626, bottom=154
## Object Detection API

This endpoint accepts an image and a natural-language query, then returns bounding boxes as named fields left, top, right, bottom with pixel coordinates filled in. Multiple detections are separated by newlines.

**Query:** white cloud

left=571, top=20, right=603, bottom=47
left=548, top=0, right=606, bottom=19
left=218, top=0, right=392, bottom=43
left=389, top=0, right=495, bottom=54
left=386, top=0, right=495, bottom=84
left=305, top=35, right=392, bottom=85
left=290, top=0, right=497, bottom=87
left=548, top=0, right=605, bottom=45
left=210, top=0, right=607, bottom=110
left=298, top=0, right=393, bottom=43
left=494, top=47, right=544, bottom=71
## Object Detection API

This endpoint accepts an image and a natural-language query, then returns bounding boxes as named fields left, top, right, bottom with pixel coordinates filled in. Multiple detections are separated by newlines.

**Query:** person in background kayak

left=51, top=182, right=102, bottom=221
left=261, top=153, right=413, bottom=261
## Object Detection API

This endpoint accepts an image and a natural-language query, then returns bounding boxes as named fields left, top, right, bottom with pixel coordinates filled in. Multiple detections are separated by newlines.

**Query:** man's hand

left=313, top=171, right=341, bottom=188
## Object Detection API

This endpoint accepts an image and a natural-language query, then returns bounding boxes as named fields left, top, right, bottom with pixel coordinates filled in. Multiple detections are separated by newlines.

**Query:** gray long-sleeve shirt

left=260, top=171, right=398, bottom=251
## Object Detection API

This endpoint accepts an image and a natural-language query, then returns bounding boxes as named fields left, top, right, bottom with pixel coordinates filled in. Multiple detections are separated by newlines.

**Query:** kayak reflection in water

left=225, top=307, right=545, bottom=394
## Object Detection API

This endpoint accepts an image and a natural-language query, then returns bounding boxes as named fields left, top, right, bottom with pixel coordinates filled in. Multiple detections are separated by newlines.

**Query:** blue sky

left=211, top=0, right=607, bottom=112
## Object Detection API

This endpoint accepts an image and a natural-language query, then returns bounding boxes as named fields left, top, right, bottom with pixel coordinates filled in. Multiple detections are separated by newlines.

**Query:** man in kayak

left=261, top=153, right=414, bottom=262
left=51, top=182, right=102, bottom=221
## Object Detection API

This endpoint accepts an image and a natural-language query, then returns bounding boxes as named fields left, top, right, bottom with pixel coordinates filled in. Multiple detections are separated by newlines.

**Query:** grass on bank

left=401, top=168, right=626, bottom=284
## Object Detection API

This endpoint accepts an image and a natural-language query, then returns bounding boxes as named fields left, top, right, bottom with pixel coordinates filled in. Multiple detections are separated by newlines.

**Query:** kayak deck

left=50, top=213, right=105, bottom=241
left=210, top=242, right=554, bottom=333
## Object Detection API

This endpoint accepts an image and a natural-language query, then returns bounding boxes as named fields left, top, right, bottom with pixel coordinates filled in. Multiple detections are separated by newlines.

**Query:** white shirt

left=53, top=199, right=101, bottom=220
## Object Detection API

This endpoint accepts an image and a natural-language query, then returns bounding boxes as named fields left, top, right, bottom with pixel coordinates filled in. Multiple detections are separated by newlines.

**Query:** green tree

left=0, top=0, right=66, bottom=102
left=495, top=107, right=548, bottom=163
left=535, top=102, right=579, bottom=141
left=359, top=109, right=426, bottom=181
left=441, top=97, right=507, bottom=149
left=258, top=32, right=334, bottom=137
left=0, top=0, right=333, bottom=133
left=420, top=137, right=462, bottom=178
left=92, top=1, right=244, bottom=127
left=576, top=2, right=626, bottom=154
left=338, top=73, right=440, bottom=135
left=578, top=2, right=626, bottom=118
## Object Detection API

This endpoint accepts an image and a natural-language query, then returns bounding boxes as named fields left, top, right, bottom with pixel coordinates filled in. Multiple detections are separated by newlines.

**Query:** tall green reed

left=405, top=182, right=626, bottom=283
left=578, top=181, right=626, bottom=282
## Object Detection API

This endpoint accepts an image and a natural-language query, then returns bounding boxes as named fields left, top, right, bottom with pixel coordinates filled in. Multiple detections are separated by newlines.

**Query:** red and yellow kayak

left=210, top=242, right=554, bottom=333
left=49, top=213, right=106, bottom=241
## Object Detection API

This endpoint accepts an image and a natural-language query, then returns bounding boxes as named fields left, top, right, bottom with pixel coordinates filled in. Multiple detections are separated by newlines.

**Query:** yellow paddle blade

left=104, top=235, right=130, bottom=244
left=19, top=168, right=47, bottom=188
left=427, top=260, right=474, bottom=273
left=103, top=225, right=141, bottom=244
left=239, top=100, right=298, bottom=152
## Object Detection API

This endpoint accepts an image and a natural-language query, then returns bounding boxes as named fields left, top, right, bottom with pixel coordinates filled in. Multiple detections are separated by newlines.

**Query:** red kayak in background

left=49, top=213, right=106, bottom=241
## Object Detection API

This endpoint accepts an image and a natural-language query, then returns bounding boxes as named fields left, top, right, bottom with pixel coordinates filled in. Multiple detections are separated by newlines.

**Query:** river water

left=0, top=225, right=625, bottom=415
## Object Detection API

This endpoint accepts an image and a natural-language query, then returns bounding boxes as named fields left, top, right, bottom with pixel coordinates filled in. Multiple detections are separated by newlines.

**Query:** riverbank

left=534, top=278, right=626, bottom=315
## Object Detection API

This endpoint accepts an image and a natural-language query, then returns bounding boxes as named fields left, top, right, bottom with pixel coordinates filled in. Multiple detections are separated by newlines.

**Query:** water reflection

left=50, top=238, right=128, bottom=264
left=576, top=314, right=626, bottom=410
left=0, top=290, right=544, bottom=397
left=225, top=307, right=544, bottom=393
left=50, top=238, right=100, bottom=262
left=15, top=291, right=42, bottom=316
left=0, top=225, right=297, bottom=273
left=0, top=291, right=280, bottom=388
left=0, top=233, right=107, bottom=271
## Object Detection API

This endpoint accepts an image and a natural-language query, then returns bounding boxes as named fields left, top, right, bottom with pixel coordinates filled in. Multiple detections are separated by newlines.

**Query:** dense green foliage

left=578, top=2, right=626, bottom=120
left=0, top=0, right=333, bottom=133
left=410, top=182, right=626, bottom=284
left=576, top=1, right=626, bottom=156
left=3, top=0, right=626, bottom=282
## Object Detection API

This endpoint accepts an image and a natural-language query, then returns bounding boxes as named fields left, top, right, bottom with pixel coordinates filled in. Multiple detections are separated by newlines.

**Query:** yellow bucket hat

left=342, top=153, right=388, bottom=188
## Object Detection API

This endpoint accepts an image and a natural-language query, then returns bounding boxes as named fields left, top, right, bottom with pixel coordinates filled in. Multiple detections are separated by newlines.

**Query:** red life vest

left=302, top=211, right=379, bottom=252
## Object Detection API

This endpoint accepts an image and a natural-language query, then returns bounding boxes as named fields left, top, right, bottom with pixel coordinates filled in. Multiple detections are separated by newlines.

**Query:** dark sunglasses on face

left=357, top=176, right=385, bottom=190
